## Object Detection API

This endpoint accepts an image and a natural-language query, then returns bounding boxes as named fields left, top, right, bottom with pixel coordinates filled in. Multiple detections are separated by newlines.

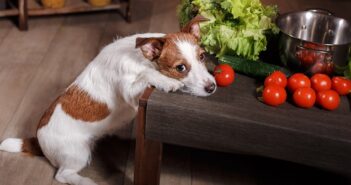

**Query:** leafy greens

left=178, top=0, right=279, bottom=61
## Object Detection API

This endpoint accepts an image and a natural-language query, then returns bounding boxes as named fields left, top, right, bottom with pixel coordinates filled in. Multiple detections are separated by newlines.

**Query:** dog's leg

left=48, top=142, right=96, bottom=185
left=141, top=69, right=184, bottom=92
left=55, top=168, right=97, bottom=185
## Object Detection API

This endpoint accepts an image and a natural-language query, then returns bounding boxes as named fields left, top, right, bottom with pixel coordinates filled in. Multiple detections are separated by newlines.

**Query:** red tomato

left=316, top=90, right=340, bottom=111
left=297, top=49, right=315, bottom=68
left=264, top=71, right=288, bottom=88
left=287, top=73, right=311, bottom=92
left=293, top=87, right=316, bottom=108
left=214, top=64, right=235, bottom=87
left=311, top=73, right=331, bottom=92
left=262, top=85, right=287, bottom=106
left=302, top=54, right=314, bottom=67
left=332, top=77, right=351, bottom=95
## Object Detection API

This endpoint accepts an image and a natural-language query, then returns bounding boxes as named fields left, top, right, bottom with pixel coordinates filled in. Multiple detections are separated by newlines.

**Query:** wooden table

left=0, top=0, right=130, bottom=30
left=134, top=74, right=351, bottom=185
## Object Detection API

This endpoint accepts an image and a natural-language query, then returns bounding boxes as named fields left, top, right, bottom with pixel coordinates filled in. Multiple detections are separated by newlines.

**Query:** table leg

left=134, top=88, right=162, bottom=185
left=18, top=0, right=28, bottom=30
left=126, top=0, right=132, bottom=22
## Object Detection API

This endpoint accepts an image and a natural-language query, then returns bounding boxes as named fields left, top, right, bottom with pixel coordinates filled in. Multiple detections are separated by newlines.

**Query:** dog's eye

left=175, top=64, right=187, bottom=72
left=199, top=53, right=206, bottom=62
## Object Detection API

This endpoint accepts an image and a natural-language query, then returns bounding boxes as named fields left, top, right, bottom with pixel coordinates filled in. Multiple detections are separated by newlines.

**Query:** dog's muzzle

left=204, top=82, right=216, bottom=94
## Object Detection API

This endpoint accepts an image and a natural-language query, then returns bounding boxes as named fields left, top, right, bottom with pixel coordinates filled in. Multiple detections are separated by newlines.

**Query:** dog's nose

left=205, top=83, right=216, bottom=93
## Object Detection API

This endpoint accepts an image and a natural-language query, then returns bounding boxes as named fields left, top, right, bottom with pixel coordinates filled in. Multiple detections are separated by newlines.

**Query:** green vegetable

left=345, top=50, right=351, bottom=79
left=178, top=0, right=279, bottom=61
left=177, top=0, right=198, bottom=29
left=219, top=55, right=292, bottom=78
left=335, top=49, right=351, bottom=79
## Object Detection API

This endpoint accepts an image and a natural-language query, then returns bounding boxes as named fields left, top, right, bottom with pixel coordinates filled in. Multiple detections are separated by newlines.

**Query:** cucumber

left=219, top=55, right=292, bottom=78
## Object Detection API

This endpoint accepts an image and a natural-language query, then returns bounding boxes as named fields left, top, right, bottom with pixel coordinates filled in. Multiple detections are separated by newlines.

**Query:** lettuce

left=178, top=0, right=278, bottom=61
left=177, top=0, right=198, bottom=29
left=345, top=51, right=351, bottom=79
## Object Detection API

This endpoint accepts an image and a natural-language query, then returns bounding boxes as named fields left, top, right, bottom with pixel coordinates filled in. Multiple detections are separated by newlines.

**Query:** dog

left=0, top=16, right=216, bottom=185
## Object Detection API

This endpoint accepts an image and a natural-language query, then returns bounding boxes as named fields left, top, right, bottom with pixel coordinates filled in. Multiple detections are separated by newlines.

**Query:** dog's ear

left=135, top=37, right=166, bottom=61
left=181, top=15, right=209, bottom=40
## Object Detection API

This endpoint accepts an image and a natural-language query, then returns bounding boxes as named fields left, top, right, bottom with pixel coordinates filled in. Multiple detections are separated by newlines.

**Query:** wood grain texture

left=1, top=13, right=108, bottom=140
left=134, top=88, right=163, bottom=185
left=148, top=0, right=180, bottom=33
left=18, top=0, right=28, bottom=30
left=27, top=0, right=125, bottom=16
left=0, top=153, right=55, bottom=185
left=0, top=17, right=64, bottom=138
left=0, top=8, right=19, bottom=16
left=145, top=74, right=351, bottom=175
left=0, top=0, right=129, bottom=30
left=0, top=20, right=12, bottom=45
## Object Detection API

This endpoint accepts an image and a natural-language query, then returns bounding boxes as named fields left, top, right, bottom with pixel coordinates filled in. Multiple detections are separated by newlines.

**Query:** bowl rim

left=276, top=10, right=351, bottom=46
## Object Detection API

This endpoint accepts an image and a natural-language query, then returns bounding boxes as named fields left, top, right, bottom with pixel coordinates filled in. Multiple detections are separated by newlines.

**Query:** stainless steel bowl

left=277, top=9, right=351, bottom=75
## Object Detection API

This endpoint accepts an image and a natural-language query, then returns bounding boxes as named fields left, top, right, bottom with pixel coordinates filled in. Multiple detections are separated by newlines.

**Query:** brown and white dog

left=0, top=17, right=216, bottom=185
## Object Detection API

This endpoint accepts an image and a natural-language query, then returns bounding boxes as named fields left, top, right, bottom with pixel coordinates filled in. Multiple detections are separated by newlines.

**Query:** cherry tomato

left=264, top=71, right=288, bottom=88
left=297, top=49, right=314, bottom=68
left=287, top=73, right=311, bottom=92
left=316, top=90, right=340, bottom=111
left=262, top=85, right=287, bottom=106
left=293, top=87, right=316, bottom=108
left=213, top=64, right=235, bottom=87
left=311, top=73, right=331, bottom=92
left=332, top=77, right=351, bottom=95
left=302, top=54, right=314, bottom=67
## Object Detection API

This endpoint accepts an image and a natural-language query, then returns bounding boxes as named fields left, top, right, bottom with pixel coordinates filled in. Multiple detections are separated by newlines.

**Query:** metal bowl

left=277, top=9, right=351, bottom=75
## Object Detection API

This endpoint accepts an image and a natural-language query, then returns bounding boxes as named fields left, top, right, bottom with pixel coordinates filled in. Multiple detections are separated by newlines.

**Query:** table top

left=148, top=74, right=351, bottom=141
left=144, top=74, right=351, bottom=174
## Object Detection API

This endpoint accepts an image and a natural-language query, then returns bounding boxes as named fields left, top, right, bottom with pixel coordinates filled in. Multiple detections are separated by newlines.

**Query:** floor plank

left=160, top=145, right=191, bottom=185
left=0, top=153, right=55, bottom=185
left=191, top=150, right=257, bottom=185
left=0, top=19, right=12, bottom=46
left=98, top=0, right=154, bottom=47
left=1, top=13, right=108, bottom=140
left=1, top=13, right=109, bottom=185
left=148, top=0, right=180, bottom=33
left=0, top=17, right=64, bottom=138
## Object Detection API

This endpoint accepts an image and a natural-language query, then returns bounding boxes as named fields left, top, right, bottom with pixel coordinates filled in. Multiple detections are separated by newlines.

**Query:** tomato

left=297, top=49, right=314, bottom=68
left=264, top=71, right=287, bottom=88
left=316, top=90, right=340, bottom=111
left=293, top=87, right=316, bottom=108
left=332, top=77, right=351, bottom=95
left=262, top=85, right=287, bottom=106
left=311, top=73, right=331, bottom=92
left=287, top=73, right=311, bottom=92
left=302, top=54, right=314, bottom=67
left=214, top=64, right=235, bottom=87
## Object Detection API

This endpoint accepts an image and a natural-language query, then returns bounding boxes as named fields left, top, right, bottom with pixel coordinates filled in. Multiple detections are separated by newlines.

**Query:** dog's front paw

left=156, top=79, right=184, bottom=93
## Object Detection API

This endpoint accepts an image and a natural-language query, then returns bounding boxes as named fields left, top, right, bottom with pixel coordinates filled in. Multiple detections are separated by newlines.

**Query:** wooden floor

left=0, top=0, right=351, bottom=185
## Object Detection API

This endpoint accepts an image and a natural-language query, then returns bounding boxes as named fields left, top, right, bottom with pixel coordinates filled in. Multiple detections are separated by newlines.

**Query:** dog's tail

left=0, top=137, right=43, bottom=156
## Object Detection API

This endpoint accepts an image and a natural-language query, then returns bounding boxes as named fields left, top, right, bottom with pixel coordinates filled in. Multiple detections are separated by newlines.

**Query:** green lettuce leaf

left=178, top=0, right=278, bottom=61
left=345, top=51, right=351, bottom=79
